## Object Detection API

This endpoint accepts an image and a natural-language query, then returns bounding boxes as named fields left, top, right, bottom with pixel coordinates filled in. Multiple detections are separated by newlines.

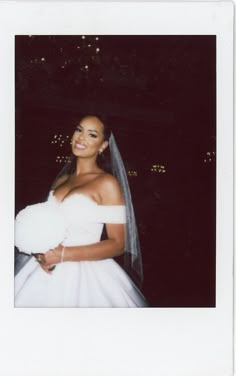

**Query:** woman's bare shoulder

left=98, top=172, right=121, bottom=189
left=97, top=173, right=124, bottom=205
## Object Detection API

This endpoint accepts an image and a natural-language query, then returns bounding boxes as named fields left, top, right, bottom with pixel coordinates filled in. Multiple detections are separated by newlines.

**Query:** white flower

left=15, top=202, right=66, bottom=254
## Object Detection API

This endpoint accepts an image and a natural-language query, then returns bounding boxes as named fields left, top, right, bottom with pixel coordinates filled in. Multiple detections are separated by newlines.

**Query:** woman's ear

left=101, top=140, right=109, bottom=153
left=103, top=140, right=109, bottom=150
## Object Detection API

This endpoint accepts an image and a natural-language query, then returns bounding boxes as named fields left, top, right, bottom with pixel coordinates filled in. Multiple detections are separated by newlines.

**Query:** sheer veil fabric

left=109, top=133, right=143, bottom=285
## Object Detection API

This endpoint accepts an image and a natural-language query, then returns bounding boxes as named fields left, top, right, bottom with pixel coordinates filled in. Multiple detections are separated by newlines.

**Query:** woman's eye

left=90, top=133, right=97, bottom=138
left=75, top=126, right=82, bottom=132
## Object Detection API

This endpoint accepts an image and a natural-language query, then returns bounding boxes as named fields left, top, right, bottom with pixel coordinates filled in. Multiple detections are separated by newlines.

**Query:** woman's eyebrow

left=78, top=123, right=99, bottom=133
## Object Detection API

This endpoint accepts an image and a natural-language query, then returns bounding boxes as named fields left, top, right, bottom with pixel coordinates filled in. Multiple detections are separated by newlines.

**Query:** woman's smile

left=74, top=142, right=87, bottom=150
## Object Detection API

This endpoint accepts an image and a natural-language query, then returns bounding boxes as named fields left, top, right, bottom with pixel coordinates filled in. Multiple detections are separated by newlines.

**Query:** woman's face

left=71, top=116, right=108, bottom=159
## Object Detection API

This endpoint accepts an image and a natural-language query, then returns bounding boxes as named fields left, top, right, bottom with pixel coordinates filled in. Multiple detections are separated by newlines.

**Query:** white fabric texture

left=15, top=200, right=67, bottom=254
left=14, top=192, right=147, bottom=308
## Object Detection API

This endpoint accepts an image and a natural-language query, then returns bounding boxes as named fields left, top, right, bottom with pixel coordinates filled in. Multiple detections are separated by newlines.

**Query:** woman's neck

left=75, top=157, right=100, bottom=176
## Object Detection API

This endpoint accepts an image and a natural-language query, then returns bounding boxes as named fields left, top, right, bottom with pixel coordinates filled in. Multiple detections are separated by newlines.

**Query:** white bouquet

left=15, top=201, right=67, bottom=255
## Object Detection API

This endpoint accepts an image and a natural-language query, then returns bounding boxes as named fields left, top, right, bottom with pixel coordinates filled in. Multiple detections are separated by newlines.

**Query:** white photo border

left=0, top=2, right=234, bottom=376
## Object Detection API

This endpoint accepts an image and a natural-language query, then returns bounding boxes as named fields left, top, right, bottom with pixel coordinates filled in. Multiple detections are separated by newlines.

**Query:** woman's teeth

left=75, top=143, right=86, bottom=150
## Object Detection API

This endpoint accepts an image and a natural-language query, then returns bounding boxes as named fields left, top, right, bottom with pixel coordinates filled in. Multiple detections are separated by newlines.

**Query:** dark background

left=15, top=35, right=216, bottom=307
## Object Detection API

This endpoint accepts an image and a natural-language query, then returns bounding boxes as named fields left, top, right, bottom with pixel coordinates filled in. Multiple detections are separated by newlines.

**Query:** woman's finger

left=39, top=263, right=53, bottom=274
left=32, top=253, right=46, bottom=265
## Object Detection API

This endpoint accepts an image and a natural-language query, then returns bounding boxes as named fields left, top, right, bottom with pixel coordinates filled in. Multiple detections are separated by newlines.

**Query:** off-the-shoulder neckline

left=49, top=190, right=125, bottom=208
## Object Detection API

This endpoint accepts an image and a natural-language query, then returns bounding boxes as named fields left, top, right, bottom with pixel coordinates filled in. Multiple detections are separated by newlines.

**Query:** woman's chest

left=54, top=176, right=101, bottom=204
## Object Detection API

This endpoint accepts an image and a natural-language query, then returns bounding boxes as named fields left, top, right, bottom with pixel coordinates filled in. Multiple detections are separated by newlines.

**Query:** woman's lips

left=75, top=143, right=86, bottom=150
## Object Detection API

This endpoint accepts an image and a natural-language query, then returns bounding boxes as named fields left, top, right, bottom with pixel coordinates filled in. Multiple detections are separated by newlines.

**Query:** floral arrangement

left=15, top=201, right=66, bottom=255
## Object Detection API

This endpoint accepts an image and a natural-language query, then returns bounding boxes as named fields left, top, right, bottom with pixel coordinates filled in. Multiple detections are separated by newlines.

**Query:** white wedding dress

left=15, top=191, right=147, bottom=308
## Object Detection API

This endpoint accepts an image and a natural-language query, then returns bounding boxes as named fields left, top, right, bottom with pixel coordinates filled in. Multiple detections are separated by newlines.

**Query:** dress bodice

left=48, top=191, right=126, bottom=247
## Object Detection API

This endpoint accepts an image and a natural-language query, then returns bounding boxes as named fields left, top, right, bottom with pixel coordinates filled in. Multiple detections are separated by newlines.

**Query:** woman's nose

left=77, top=132, right=84, bottom=141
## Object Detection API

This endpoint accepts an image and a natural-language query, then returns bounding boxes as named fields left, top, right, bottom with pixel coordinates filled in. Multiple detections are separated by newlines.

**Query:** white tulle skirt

left=15, top=258, right=147, bottom=308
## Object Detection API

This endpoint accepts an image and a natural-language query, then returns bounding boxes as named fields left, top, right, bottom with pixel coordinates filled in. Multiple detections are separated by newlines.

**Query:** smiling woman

left=14, top=115, right=147, bottom=308
left=72, top=116, right=109, bottom=158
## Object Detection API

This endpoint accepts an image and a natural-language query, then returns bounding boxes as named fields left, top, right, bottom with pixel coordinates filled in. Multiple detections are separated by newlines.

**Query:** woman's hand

left=33, top=245, right=63, bottom=274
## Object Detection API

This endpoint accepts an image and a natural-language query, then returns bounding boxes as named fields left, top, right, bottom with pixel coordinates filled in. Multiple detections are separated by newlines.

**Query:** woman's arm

left=57, top=223, right=124, bottom=261
left=42, top=174, right=125, bottom=269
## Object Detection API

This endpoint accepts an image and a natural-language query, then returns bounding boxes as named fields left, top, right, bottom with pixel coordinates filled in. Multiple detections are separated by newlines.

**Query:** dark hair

left=90, top=114, right=111, bottom=141
left=91, top=114, right=112, bottom=173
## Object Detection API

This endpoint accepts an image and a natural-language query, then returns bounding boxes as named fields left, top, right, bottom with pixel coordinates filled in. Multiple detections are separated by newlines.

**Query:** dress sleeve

left=95, top=205, right=126, bottom=224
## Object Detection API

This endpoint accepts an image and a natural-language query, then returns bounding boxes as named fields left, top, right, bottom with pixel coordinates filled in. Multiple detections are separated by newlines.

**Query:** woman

left=15, top=115, right=147, bottom=307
